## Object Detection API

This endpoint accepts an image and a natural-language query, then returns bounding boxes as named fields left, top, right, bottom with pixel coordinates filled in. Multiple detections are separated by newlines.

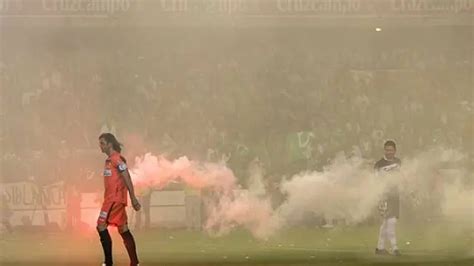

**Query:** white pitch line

left=265, top=246, right=364, bottom=253
left=263, top=246, right=455, bottom=256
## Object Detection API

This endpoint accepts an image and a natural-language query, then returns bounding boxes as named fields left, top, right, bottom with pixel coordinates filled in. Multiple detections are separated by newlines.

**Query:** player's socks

left=386, top=217, right=398, bottom=252
left=98, top=229, right=113, bottom=266
left=120, top=230, right=139, bottom=265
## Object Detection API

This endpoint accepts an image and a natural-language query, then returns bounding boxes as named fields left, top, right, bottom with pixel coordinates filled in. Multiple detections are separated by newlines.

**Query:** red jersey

left=103, top=151, right=128, bottom=205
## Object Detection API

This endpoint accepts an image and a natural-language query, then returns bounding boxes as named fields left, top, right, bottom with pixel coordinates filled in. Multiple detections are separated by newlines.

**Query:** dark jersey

left=374, top=157, right=401, bottom=218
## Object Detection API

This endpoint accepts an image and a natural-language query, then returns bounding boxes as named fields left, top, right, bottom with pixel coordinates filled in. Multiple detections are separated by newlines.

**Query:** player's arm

left=374, top=161, right=381, bottom=176
left=374, top=160, right=381, bottom=170
left=114, top=157, right=141, bottom=211
left=120, top=169, right=141, bottom=211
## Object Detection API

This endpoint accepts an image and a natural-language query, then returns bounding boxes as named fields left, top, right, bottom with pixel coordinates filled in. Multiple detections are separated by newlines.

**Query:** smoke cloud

left=129, top=147, right=472, bottom=239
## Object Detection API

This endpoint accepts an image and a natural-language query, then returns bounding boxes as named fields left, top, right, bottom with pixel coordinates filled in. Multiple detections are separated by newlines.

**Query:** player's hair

left=99, top=133, right=123, bottom=153
left=384, top=140, right=397, bottom=150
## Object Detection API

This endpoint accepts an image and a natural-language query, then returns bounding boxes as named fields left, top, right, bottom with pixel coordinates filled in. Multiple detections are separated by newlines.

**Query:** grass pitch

left=1, top=223, right=472, bottom=265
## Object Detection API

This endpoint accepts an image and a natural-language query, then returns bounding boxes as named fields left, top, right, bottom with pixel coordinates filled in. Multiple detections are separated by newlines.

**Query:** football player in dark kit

left=374, top=140, right=402, bottom=256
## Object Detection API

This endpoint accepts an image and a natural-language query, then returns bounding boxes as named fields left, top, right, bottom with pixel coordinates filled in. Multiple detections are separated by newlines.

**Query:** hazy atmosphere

left=0, top=1, right=473, bottom=265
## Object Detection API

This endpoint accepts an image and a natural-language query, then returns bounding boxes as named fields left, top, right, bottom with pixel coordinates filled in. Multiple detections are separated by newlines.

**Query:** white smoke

left=130, top=153, right=236, bottom=191
left=129, top=147, right=472, bottom=239
left=129, top=153, right=274, bottom=238
left=273, top=153, right=388, bottom=229
left=272, top=147, right=472, bottom=234
left=204, top=158, right=276, bottom=239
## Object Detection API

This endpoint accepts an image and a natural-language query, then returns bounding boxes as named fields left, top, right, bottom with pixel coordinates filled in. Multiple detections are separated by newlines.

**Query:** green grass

left=1, top=223, right=473, bottom=265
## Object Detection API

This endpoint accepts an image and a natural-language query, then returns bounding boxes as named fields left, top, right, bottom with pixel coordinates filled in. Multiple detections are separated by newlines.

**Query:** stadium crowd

left=1, top=27, right=472, bottom=188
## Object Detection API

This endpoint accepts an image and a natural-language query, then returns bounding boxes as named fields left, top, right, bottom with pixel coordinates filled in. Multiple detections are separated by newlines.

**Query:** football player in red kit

left=97, top=133, right=141, bottom=266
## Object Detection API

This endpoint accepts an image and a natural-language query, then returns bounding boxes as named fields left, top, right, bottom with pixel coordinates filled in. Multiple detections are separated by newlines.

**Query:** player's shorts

left=97, top=201, right=128, bottom=227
